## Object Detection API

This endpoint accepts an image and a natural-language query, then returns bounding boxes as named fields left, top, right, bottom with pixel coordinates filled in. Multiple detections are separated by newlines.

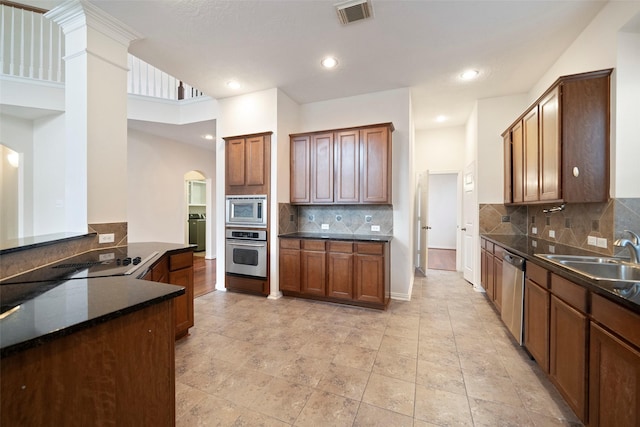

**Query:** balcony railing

left=1, top=2, right=204, bottom=101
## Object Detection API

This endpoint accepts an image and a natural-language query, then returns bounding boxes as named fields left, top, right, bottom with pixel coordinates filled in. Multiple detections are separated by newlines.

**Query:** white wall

left=477, top=94, right=529, bottom=203
left=414, top=126, right=465, bottom=174
left=127, top=128, right=215, bottom=246
left=300, top=88, right=414, bottom=300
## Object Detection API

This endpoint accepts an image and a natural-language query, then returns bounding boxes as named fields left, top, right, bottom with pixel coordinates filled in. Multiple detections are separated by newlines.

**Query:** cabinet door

left=493, top=257, right=503, bottom=311
left=311, top=133, right=334, bottom=203
left=335, top=130, right=360, bottom=203
left=327, top=252, right=353, bottom=300
left=226, top=138, right=246, bottom=187
left=169, top=267, right=194, bottom=339
left=279, top=247, right=301, bottom=292
left=512, top=121, right=524, bottom=203
left=486, top=251, right=495, bottom=301
left=290, top=135, right=311, bottom=203
left=361, top=126, right=391, bottom=203
left=503, top=133, right=512, bottom=204
left=524, top=279, right=550, bottom=372
left=245, top=135, right=266, bottom=187
left=590, top=323, right=640, bottom=427
left=550, top=295, right=588, bottom=422
left=523, top=107, right=540, bottom=202
left=480, top=247, right=488, bottom=290
left=354, top=254, right=384, bottom=304
left=539, top=88, right=561, bottom=201
left=301, top=250, right=326, bottom=295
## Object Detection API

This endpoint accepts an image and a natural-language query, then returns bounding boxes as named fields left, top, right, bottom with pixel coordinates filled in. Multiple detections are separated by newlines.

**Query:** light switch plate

left=321, top=224, right=329, bottom=230
left=597, top=237, right=607, bottom=248
left=531, top=227, right=537, bottom=235
left=549, top=230, right=555, bottom=238
left=371, top=225, right=380, bottom=232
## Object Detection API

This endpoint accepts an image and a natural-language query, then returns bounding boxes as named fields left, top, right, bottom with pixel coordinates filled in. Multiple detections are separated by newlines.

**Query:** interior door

left=462, top=162, right=476, bottom=284
left=416, top=171, right=429, bottom=276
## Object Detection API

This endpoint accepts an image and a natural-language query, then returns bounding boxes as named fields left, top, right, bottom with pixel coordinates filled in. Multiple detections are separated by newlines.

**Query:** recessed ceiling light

left=226, top=80, right=240, bottom=89
left=436, top=115, right=447, bottom=123
left=203, top=134, right=214, bottom=140
left=460, top=69, right=479, bottom=80
left=321, top=57, right=338, bottom=69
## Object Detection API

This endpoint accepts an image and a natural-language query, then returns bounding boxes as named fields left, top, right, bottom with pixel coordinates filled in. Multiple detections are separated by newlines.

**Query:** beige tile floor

left=175, top=269, right=583, bottom=426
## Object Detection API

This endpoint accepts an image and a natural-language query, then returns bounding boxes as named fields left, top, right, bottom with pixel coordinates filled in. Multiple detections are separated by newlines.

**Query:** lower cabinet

left=143, top=249, right=194, bottom=340
left=524, top=262, right=550, bottom=372
left=279, top=238, right=389, bottom=309
left=479, top=238, right=502, bottom=311
left=589, top=293, right=640, bottom=427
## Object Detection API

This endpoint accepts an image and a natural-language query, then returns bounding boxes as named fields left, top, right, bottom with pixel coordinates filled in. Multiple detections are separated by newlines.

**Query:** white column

left=46, top=1, right=141, bottom=230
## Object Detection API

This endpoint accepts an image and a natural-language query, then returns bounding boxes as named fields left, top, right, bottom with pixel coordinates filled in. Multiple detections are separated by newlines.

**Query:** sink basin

left=536, top=254, right=640, bottom=283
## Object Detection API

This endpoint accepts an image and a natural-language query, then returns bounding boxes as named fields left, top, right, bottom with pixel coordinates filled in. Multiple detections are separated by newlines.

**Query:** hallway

left=175, top=269, right=580, bottom=426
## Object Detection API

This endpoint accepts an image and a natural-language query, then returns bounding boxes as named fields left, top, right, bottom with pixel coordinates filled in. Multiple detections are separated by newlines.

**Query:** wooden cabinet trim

left=526, top=262, right=549, bottom=288
left=280, top=239, right=301, bottom=250
left=328, top=241, right=353, bottom=253
left=301, top=240, right=326, bottom=251
left=355, top=242, right=384, bottom=255
left=169, top=251, right=193, bottom=271
left=592, top=293, right=640, bottom=349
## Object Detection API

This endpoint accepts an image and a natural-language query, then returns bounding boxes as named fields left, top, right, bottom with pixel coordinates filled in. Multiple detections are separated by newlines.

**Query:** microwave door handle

left=227, top=242, right=265, bottom=247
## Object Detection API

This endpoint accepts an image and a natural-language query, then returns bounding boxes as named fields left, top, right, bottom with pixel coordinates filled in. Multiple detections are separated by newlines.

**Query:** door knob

left=422, top=226, right=431, bottom=230
left=461, top=227, right=467, bottom=231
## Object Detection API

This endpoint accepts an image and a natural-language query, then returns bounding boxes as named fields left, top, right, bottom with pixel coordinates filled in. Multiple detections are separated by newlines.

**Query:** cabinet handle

left=572, top=166, right=580, bottom=177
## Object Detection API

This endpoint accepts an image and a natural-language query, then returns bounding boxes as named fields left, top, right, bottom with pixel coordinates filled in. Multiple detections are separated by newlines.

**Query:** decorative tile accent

left=482, top=199, right=640, bottom=256
left=278, top=203, right=393, bottom=236
left=1, top=222, right=128, bottom=280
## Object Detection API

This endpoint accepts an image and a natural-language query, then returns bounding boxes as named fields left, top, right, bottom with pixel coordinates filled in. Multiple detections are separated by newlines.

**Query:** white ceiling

left=21, top=0, right=609, bottom=144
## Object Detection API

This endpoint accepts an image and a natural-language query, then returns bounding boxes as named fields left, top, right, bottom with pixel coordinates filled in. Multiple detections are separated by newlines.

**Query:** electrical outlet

left=531, top=240, right=537, bottom=248
left=597, top=237, right=607, bottom=248
left=98, top=233, right=115, bottom=244
left=549, top=230, right=555, bottom=238
left=371, top=225, right=380, bottom=232
left=321, top=224, right=329, bottom=230
left=531, top=227, right=537, bottom=235
left=549, top=245, right=555, bottom=253
left=587, top=236, right=597, bottom=246
left=99, top=253, right=115, bottom=262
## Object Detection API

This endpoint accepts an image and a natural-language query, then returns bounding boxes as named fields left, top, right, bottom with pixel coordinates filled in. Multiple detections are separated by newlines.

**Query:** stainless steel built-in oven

left=226, top=195, right=267, bottom=228
left=225, top=229, right=267, bottom=278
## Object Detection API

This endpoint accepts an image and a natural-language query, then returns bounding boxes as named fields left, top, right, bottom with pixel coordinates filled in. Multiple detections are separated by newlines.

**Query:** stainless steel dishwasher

left=501, top=251, right=525, bottom=345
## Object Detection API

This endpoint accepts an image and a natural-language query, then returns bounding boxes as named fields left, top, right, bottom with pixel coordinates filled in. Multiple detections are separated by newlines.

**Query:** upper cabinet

left=503, top=69, right=612, bottom=205
left=224, top=132, right=272, bottom=195
left=290, top=123, right=393, bottom=205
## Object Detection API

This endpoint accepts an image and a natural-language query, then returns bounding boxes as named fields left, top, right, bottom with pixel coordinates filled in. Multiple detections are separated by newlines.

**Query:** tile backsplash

left=480, top=198, right=640, bottom=256
left=279, top=203, right=393, bottom=236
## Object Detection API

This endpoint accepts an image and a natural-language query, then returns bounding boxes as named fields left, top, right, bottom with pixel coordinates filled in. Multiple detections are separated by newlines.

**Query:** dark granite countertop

left=279, top=232, right=393, bottom=243
left=482, top=234, right=640, bottom=313
left=0, top=242, right=194, bottom=357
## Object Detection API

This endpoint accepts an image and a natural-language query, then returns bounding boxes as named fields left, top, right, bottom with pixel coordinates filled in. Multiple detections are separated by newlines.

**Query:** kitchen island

left=0, top=243, right=193, bottom=427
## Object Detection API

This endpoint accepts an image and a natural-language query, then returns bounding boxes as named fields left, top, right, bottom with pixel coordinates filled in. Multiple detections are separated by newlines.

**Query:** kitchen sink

left=536, top=254, right=640, bottom=283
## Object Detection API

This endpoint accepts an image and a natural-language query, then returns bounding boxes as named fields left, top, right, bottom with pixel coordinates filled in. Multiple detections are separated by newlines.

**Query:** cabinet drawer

left=356, top=242, right=384, bottom=255
left=592, top=293, right=640, bottom=348
left=527, top=262, right=549, bottom=288
left=493, top=244, right=505, bottom=259
left=169, top=251, right=193, bottom=271
left=280, top=239, right=300, bottom=250
left=486, top=241, right=495, bottom=254
left=551, top=273, right=587, bottom=313
left=301, top=240, right=326, bottom=251
left=481, top=238, right=487, bottom=250
left=328, top=241, right=353, bottom=253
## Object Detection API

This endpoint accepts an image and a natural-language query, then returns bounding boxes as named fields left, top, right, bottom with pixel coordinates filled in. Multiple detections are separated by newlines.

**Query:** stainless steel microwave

left=225, top=195, right=267, bottom=228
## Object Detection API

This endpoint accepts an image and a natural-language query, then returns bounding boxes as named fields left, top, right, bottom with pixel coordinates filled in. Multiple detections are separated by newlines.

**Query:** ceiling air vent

left=335, top=0, right=372, bottom=25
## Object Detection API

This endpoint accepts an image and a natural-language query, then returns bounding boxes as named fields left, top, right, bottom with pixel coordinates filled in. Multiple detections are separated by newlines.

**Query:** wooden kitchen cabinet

left=290, top=123, right=393, bottom=205
left=523, top=107, right=540, bottom=202
left=327, top=241, right=353, bottom=300
left=301, top=240, right=326, bottom=296
left=589, top=293, right=640, bottom=427
left=549, top=274, right=588, bottom=423
left=311, top=133, right=334, bottom=203
left=493, top=245, right=504, bottom=311
left=354, top=242, right=388, bottom=305
left=224, top=132, right=272, bottom=195
left=279, top=239, right=301, bottom=292
left=503, top=133, right=512, bottom=204
left=334, top=129, right=360, bottom=203
left=524, top=262, right=550, bottom=373
left=485, top=242, right=495, bottom=301
left=279, top=237, right=390, bottom=309
left=479, top=238, right=503, bottom=311
left=143, top=249, right=194, bottom=340
left=503, top=69, right=612, bottom=205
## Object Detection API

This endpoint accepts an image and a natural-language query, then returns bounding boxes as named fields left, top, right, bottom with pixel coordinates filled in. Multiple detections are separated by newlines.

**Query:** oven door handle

left=227, top=241, right=265, bottom=248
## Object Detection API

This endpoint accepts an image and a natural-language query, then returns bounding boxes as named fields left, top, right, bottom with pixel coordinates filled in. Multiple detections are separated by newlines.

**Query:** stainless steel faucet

left=614, top=230, right=640, bottom=264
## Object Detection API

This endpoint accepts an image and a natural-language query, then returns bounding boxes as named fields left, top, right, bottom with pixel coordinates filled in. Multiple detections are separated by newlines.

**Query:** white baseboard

left=390, top=292, right=412, bottom=301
